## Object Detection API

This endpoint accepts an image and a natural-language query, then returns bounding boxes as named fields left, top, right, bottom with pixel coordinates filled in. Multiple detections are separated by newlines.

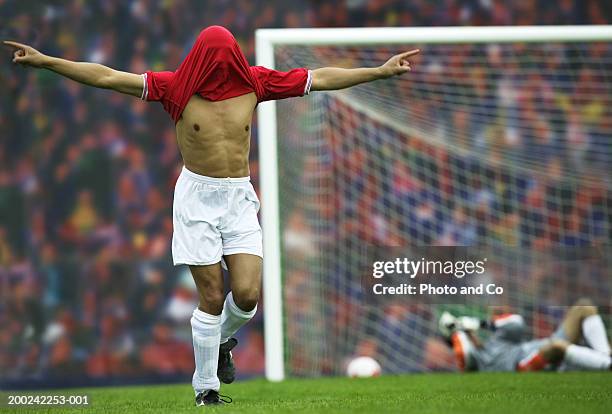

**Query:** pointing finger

left=3, top=40, right=27, bottom=50
left=400, top=49, right=420, bottom=59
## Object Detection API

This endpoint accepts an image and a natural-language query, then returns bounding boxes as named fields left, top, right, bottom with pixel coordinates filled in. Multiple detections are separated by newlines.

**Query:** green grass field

left=2, top=372, right=611, bottom=413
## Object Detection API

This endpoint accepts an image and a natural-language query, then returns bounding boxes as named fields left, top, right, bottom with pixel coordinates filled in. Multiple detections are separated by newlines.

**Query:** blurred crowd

left=1, top=0, right=611, bottom=385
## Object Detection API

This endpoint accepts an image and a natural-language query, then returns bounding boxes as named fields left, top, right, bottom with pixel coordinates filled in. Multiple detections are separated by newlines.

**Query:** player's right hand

left=3, top=40, right=45, bottom=67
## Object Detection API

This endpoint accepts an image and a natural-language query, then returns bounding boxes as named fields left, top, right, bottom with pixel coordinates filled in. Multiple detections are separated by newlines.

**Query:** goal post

left=256, top=25, right=612, bottom=381
left=255, top=33, right=285, bottom=382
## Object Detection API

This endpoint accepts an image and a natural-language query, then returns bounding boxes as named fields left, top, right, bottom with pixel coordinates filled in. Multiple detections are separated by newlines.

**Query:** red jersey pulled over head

left=142, top=26, right=312, bottom=123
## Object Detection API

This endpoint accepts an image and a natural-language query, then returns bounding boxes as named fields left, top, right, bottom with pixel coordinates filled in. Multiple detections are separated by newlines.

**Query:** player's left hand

left=379, top=49, right=420, bottom=78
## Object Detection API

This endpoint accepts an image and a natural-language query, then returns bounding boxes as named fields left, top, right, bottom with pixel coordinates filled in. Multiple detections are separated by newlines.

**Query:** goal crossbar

left=257, top=25, right=612, bottom=46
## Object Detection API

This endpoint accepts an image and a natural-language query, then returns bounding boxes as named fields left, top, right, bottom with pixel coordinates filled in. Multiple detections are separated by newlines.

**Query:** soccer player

left=439, top=299, right=612, bottom=372
left=4, top=26, right=419, bottom=405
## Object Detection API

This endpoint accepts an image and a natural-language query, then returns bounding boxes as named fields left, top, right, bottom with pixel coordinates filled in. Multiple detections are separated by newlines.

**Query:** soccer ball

left=346, top=356, right=382, bottom=378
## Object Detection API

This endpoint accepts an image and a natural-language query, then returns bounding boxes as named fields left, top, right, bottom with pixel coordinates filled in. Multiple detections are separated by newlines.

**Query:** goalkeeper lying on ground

left=439, top=299, right=611, bottom=372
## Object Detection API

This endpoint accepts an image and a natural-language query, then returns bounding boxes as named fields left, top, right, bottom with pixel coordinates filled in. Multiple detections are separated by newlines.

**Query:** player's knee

left=571, top=298, right=597, bottom=318
left=574, top=297, right=593, bottom=307
left=199, top=286, right=224, bottom=311
left=232, top=287, right=260, bottom=312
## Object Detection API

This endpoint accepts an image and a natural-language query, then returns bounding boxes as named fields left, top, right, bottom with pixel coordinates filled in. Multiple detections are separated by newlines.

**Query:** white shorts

left=172, top=166, right=263, bottom=266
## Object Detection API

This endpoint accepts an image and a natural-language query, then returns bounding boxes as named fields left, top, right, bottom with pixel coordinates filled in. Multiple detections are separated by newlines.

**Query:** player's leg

left=222, top=253, right=262, bottom=337
left=559, top=298, right=610, bottom=354
left=519, top=339, right=611, bottom=371
left=172, top=169, right=234, bottom=404
left=189, top=263, right=225, bottom=404
left=217, top=179, right=263, bottom=383
left=217, top=253, right=262, bottom=383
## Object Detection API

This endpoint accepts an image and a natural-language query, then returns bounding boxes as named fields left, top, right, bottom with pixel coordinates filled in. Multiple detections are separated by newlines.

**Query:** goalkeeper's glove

left=438, top=311, right=458, bottom=338
left=457, top=316, right=482, bottom=331
left=439, top=312, right=487, bottom=339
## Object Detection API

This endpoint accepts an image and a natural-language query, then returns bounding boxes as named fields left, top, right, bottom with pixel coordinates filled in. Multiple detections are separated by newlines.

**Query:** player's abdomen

left=176, top=93, right=257, bottom=178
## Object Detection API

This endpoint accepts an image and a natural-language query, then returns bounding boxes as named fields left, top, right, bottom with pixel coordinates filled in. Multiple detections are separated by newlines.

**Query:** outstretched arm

left=311, top=49, right=420, bottom=91
left=3, top=41, right=144, bottom=98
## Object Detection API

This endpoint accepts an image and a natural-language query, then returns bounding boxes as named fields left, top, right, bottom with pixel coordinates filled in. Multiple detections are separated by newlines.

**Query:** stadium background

left=0, top=0, right=611, bottom=388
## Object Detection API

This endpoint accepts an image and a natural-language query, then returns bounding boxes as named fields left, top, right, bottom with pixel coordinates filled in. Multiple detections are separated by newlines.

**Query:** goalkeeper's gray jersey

left=471, top=314, right=566, bottom=371
left=474, top=314, right=526, bottom=371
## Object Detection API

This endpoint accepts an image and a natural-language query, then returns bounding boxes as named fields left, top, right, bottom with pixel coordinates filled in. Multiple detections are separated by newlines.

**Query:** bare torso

left=176, top=92, right=258, bottom=178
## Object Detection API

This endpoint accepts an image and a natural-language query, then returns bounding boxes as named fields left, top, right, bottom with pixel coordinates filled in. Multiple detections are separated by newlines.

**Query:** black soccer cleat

left=195, top=389, right=232, bottom=406
left=218, top=338, right=238, bottom=384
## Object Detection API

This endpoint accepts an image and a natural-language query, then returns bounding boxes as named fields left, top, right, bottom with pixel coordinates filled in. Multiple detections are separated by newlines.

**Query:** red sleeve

left=249, top=66, right=312, bottom=102
left=141, top=71, right=174, bottom=102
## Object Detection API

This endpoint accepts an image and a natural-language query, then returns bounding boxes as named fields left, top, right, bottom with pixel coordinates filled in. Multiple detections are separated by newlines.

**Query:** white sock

left=220, top=292, right=257, bottom=344
left=564, top=344, right=611, bottom=370
left=191, top=308, right=221, bottom=394
left=582, top=314, right=611, bottom=354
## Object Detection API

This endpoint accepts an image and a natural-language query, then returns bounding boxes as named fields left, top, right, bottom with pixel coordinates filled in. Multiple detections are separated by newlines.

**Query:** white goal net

left=258, top=27, right=612, bottom=378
